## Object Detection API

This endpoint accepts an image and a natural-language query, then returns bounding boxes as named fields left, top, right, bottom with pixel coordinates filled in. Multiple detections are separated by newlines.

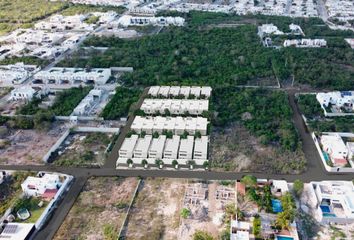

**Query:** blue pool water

left=323, top=213, right=336, bottom=217
left=272, top=199, right=283, bottom=213
left=322, top=151, right=330, bottom=162
left=320, top=205, right=331, bottom=213
left=276, top=236, right=294, bottom=240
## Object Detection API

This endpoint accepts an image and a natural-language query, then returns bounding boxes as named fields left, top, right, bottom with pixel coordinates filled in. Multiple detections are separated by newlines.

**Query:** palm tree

left=141, top=159, right=148, bottom=169
left=172, top=160, right=179, bottom=169
left=127, top=159, right=133, bottom=168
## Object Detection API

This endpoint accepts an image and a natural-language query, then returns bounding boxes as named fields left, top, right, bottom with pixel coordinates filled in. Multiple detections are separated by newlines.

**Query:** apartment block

left=118, top=134, right=139, bottom=159
left=178, top=136, right=194, bottom=160
left=148, top=135, right=166, bottom=159
left=133, top=135, right=152, bottom=158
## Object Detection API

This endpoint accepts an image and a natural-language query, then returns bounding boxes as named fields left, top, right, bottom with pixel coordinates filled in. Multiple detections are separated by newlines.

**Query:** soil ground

left=0, top=122, right=67, bottom=165
left=210, top=123, right=306, bottom=174
left=125, top=178, right=186, bottom=240
left=52, top=132, right=112, bottom=167
left=54, top=177, right=138, bottom=240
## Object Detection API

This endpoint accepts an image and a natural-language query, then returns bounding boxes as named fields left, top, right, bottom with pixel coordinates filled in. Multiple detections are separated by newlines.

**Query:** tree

left=180, top=208, right=191, bottom=219
left=194, top=131, right=202, bottom=138
left=127, top=159, right=133, bottom=167
left=241, top=175, right=257, bottom=188
left=155, top=159, right=164, bottom=168
left=188, top=160, right=196, bottom=169
left=253, top=215, right=262, bottom=238
left=193, top=230, right=214, bottom=240
left=141, top=159, right=148, bottom=168
left=153, top=131, right=159, bottom=138
left=172, top=160, right=179, bottom=169
left=293, top=179, right=304, bottom=198
left=203, top=161, right=209, bottom=170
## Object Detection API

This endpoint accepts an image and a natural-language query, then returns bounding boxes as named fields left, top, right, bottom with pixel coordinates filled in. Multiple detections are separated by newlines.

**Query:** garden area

left=12, top=196, right=48, bottom=223
left=238, top=176, right=298, bottom=239
left=52, top=132, right=112, bottom=167
left=0, top=172, right=35, bottom=216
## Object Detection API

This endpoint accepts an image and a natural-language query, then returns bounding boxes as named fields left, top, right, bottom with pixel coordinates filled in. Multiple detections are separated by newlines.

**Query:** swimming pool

left=272, top=199, right=283, bottom=213
left=323, top=213, right=336, bottom=217
left=320, top=205, right=331, bottom=213
left=276, top=236, right=294, bottom=240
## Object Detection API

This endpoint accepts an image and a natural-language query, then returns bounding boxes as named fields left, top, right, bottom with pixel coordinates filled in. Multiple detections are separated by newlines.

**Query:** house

left=33, top=67, right=111, bottom=85
left=72, top=89, right=102, bottom=116
left=193, top=136, right=208, bottom=163
left=163, top=135, right=180, bottom=160
left=141, top=99, right=209, bottom=115
left=169, top=86, right=180, bottom=97
left=179, top=86, right=191, bottom=98
left=118, top=135, right=139, bottom=159
left=257, top=24, right=284, bottom=37
left=321, top=134, right=348, bottom=166
left=10, top=86, right=36, bottom=101
left=311, top=181, right=354, bottom=223
left=133, top=135, right=152, bottom=159
left=283, top=39, right=327, bottom=47
left=316, top=91, right=354, bottom=109
left=148, top=135, right=166, bottom=159
left=190, top=86, right=201, bottom=98
left=0, top=62, right=39, bottom=85
left=158, top=86, right=170, bottom=97
left=230, top=220, right=250, bottom=240
left=148, top=86, right=160, bottom=97
left=0, top=223, right=35, bottom=240
left=117, top=15, right=185, bottom=27
left=178, top=136, right=194, bottom=160
left=200, top=86, right=212, bottom=98
left=21, top=173, right=61, bottom=197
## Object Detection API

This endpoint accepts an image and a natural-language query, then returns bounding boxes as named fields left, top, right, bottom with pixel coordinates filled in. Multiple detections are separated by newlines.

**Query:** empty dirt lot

left=0, top=123, right=67, bottom=165
left=54, top=177, right=138, bottom=240
left=125, top=178, right=187, bottom=240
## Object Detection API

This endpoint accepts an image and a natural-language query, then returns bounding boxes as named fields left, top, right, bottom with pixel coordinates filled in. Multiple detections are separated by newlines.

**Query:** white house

left=33, top=67, right=111, bottom=85
left=148, top=135, right=166, bottom=159
left=73, top=89, right=102, bottom=116
left=0, top=223, right=35, bottom=240
left=141, top=99, right=209, bottom=115
left=316, top=91, right=354, bottom=109
left=163, top=135, right=180, bottom=160
left=321, top=134, right=348, bottom=166
left=148, top=86, right=160, bottom=97
left=21, top=173, right=61, bottom=197
left=257, top=24, right=284, bottom=37
left=117, top=15, right=185, bottom=27
left=0, top=62, right=39, bottom=85
left=311, top=181, right=354, bottom=222
left=230, top=220, right=250, bottom=240
left=10, top=86, right=36, bottom=101
left=178, top=136, right=194, bottom=161
left=118, top=134, right=139, bottom=159
left=133, top=135, right=152, bottom=159
left=284, top=39, right=327, bottom=47
left=193, top=136, right=208, bottom=162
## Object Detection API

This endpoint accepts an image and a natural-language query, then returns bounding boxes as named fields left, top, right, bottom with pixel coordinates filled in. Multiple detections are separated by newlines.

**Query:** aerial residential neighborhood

left=0, top=0, right=353, bottom=239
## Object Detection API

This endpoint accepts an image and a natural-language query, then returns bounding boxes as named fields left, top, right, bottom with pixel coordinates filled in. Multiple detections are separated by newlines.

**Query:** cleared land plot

left=125, top=178, right=186, bottom=240
left=52, top=132, right=112, bottom=167
left=54, top=177, right=138, bottom=240
left=0, top=122, right=67, bottom=165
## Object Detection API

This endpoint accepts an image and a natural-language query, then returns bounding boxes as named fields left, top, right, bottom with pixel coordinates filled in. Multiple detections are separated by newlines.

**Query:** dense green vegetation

left=297, top=94, right=354, bottom=132
left=0, top=0, right=67, bottom=35
left=0, top=56, right=49, bottom=67
left=212, top=88, right=299, bottom=152
left=297, top=94, right=323, bottom=119
left=101, top=87, right=142, bottom=120
left=51, top=86, right=92, bottom=116
left=60, top=11, right=354, bottom=89
left=60, top=3, right=125, bottom=16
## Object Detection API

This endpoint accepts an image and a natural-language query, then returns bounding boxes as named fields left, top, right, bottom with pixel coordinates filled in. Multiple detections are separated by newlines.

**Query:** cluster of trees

left=308, top=117, right=354, bottom=133
left=101, top=87, right=142, bottom=120
left=0, top=56, right=48, bottom=68
left=58, top=11, right=354, bottom=90
left=50, top=86, right=92, bottom=116
left=60, top=3, right=125, bottom=16
left=212, top=88, right=299, bottom=152
left=275, top=192, right=296, bottom=230
left=297, top=94, right=323, bottom=119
